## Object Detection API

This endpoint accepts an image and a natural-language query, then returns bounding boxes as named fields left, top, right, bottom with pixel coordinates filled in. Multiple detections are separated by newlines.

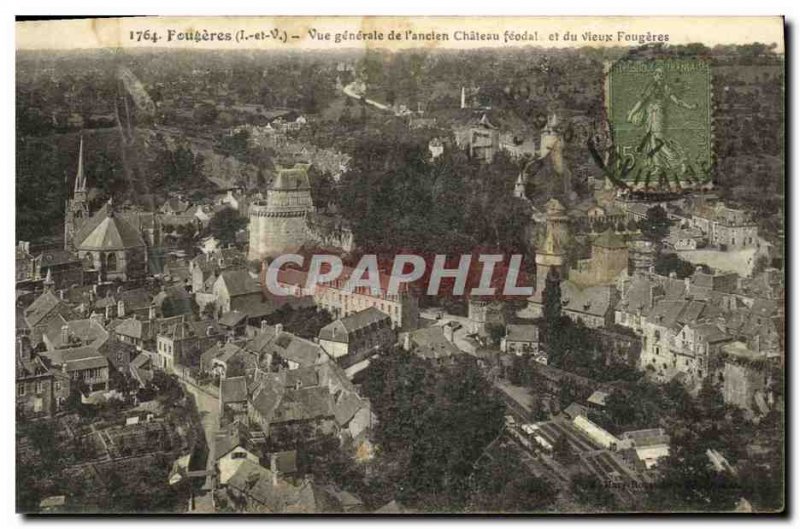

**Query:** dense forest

left=17, top=44, right=783, bottom=247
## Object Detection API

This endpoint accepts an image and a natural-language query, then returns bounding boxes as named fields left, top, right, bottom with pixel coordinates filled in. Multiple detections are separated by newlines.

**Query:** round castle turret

left=248, top=164, right=315, bottom=261
left=535, top=198, right=570, bottom=291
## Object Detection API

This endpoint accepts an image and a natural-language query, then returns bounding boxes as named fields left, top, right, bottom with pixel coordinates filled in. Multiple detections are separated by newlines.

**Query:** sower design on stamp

left=607, top=59, right=712, bottom=194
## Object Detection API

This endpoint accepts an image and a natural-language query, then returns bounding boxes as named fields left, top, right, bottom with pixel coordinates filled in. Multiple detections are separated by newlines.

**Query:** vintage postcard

left=15, top=16, right=785, bottom=514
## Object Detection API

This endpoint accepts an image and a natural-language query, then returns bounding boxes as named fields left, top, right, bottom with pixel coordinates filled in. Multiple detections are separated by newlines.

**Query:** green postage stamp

left=607, top=59, right=712, bottom=192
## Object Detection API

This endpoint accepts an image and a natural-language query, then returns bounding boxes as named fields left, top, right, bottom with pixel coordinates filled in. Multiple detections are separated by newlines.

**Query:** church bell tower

left=65, top=136, right=90, bottom=251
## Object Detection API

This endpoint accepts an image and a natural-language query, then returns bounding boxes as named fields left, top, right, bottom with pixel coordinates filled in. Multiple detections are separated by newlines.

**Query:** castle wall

left=719, top=360, right=767, bottom=412
left=569, top=246, right=629, bottom=287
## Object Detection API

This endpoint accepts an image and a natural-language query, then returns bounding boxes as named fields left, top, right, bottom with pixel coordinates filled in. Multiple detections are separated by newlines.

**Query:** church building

left=64, top=138, right=149, bottom=282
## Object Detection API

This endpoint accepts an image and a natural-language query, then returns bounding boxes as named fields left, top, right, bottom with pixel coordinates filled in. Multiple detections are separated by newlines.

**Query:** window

left=35, top=381, right=45, bottom=394
left=17, top=384, right=25, bottom=397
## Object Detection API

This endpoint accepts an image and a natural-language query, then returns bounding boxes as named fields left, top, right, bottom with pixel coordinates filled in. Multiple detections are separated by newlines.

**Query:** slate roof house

left=318, top=307, right=395, bottom=367
left=247, top=362, right=374, bottom=445
left=16, top=337, right=70, bottom=419
left=244, top=324, right=327, bottom=370
left=225, top=459, right=364, bottom=513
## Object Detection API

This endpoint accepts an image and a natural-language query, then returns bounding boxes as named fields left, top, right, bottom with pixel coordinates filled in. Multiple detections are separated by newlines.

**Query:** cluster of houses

left=512, top=192, right=782, bottom=418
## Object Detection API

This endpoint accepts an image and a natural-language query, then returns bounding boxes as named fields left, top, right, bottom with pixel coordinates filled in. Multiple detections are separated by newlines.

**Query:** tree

left=206, top=207, right=247, bottom=247
left=225, top=355, right=247, bottom=378
left=360, top=352, right=506, bottom=510
left=654, top=252, right=700, bottom=279
left=486, top=323, right=505, bottom=346
left=271, top=306, right=334, bottom=340
left=542, top=266, right=562, bottom=328
left=201, top=303, right=217, bottom=320
left=552, top=434, right=573, bottom=464
left=193, top=102, right=219, bottom=125
left=645, top=429, right=741, bottom=512
left=570, top=473, right=617, bottom=511
left=468, top=444, right=557, bottom=512
left=637, top=206, right=672, bottom=248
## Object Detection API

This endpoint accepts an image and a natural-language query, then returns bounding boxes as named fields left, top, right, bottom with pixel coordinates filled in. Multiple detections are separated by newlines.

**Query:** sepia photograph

left=13, top=15, right=785, bottom=515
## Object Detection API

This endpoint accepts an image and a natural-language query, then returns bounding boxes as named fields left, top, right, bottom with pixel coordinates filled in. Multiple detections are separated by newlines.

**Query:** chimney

left=105, top=304, right=112, bottom=320
left=403, top=332, right=411, bottom=351
left=148, top=304, right=156, bottom=321
left=17, top=337, right=31, bottom=363
left=61, top=324, right=70, bottom=345
left=669, top=272, right=677, bottom=279
left=443, top=324, right=455, bottom=343
left=207, top=325, right=214, bottom=337
left=274, top=323, right=283, bottom=335
left=260, top=319, right=268, bottom=332
left=117, top=299, right=125, bottom=318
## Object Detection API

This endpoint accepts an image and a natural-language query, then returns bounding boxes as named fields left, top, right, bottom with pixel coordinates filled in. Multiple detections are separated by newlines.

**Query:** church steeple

left=74, top=135, right=86, bottom=195
left=514, top=172, right=528, bottom=200
left=65, top=135, right=90, bottom=251
left=43, top=268, right=54, bottom=292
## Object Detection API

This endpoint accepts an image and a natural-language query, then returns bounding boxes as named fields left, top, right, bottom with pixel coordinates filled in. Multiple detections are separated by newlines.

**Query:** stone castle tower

left=535, top=198, right=570, bottom=293
left=539, top=113, right=572, bottom=199
left=569, top=229, right=629, bottom=287
left=248, top=164, right=315, bottom=262
left=65, top=136, right=90, bottom=251
left=629, top=238, right=656, bottom=276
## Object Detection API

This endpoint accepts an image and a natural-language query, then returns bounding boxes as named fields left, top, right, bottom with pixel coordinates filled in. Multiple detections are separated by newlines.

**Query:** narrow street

left=182, top=381, right=220, bottom=512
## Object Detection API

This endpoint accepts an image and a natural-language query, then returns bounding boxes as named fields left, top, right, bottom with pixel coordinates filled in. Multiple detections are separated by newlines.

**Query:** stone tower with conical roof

left=65, top=136, right=90, bottom=251
left=248, top=163, right=315, bottom=261
left=535, top=198, right=569, bottom=293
